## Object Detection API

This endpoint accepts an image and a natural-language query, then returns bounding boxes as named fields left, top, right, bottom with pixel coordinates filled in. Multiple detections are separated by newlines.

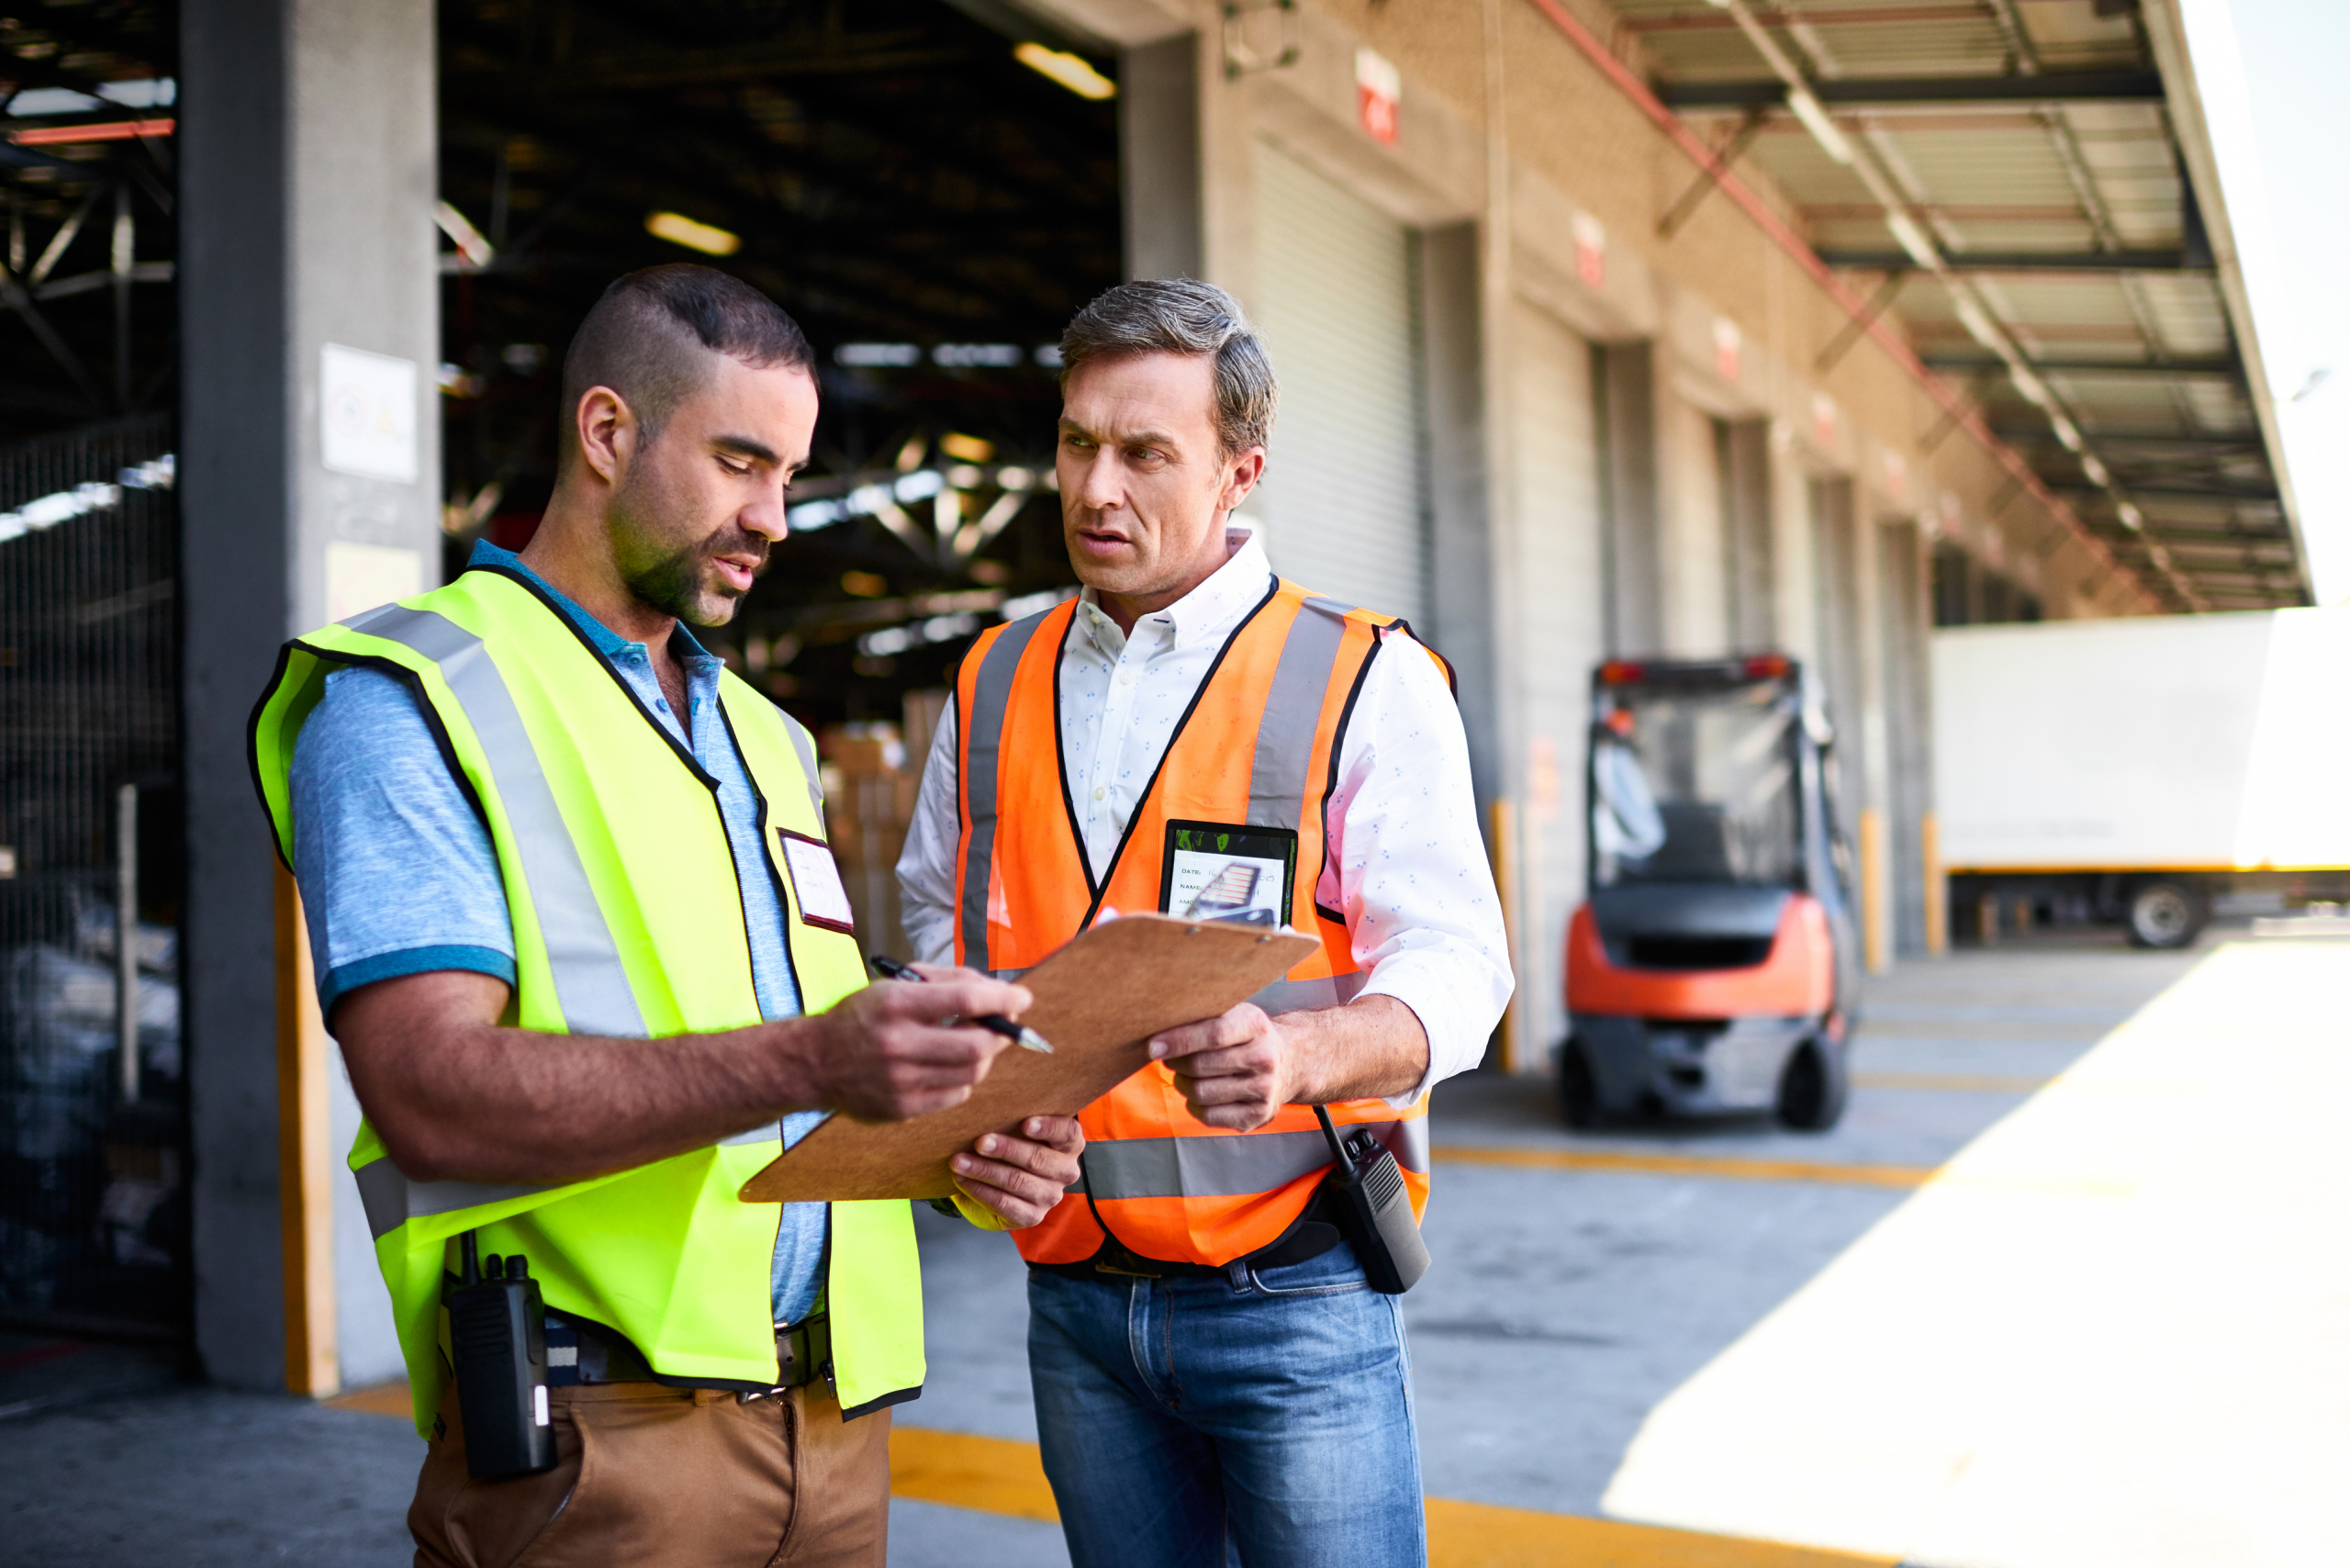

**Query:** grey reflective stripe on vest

left=957, top=611, right=1053, bottom=969
left=353, top=1121, right=786, bottom=1242
left=1074, top=1116, right=1428, bottom=1200
left=781, top=713, right=824, bottom=822
left=1247, top=598, right=1352, bottom=832
left=1249, top=972, right=1370, bottom=1015
left=353, top=1157, right=564, bottom=1242
left=345, top=605, right=645, bottom=1038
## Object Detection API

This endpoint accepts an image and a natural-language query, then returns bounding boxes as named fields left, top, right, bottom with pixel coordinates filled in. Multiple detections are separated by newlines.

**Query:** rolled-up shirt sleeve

left=289, top=666, right=518, bottom=1024
left=1321, top=635, right=1516, bottom=1106
left=897, top=702, right=962, bottom=968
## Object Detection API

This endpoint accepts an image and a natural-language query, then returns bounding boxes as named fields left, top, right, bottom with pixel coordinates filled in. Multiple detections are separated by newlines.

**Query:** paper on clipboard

left=738, top=913, right=1317, bottom=1204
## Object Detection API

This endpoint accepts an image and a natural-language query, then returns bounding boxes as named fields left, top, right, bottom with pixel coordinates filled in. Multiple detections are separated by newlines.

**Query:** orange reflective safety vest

left=954, top=576, right=1450, bottom=1267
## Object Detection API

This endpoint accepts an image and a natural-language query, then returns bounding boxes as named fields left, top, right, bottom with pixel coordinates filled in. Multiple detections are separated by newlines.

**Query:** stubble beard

left=613, top=465, right=767, bottom=628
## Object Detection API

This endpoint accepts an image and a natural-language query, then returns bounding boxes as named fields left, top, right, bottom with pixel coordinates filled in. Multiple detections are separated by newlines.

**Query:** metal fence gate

left=0, top=414, right=186, bottom=1338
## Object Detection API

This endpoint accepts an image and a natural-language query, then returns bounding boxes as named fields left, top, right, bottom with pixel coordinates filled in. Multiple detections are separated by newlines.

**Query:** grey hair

left=1059, top=279, right=1277, bottom=457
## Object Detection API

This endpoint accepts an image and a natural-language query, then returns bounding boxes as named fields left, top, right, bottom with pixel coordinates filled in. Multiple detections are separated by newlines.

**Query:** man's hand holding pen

left=808, top=959, right=1083, bottom=1228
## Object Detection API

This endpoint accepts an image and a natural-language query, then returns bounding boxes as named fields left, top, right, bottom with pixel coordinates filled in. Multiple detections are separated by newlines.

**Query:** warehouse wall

left=1021, top=0, right=2154, bottom=1023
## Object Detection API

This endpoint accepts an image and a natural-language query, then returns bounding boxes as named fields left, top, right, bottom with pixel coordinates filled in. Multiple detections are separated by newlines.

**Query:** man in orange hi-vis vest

left=900, top=280, right=1514, bottom=1568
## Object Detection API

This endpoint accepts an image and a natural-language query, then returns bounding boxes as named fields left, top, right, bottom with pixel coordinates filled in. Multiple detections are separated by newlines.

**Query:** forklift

left=1557, top=655, right=1861, bottom=1131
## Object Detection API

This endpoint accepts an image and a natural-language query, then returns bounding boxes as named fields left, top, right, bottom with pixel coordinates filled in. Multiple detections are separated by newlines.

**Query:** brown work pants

left=409, top=1379, right=890, bottom=1568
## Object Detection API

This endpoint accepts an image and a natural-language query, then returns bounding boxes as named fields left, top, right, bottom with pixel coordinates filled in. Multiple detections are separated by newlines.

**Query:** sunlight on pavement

left=1599, top=941, right=2350, bottom=1568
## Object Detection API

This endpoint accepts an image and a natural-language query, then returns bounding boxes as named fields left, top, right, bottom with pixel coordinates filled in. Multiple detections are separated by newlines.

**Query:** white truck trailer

left=1932, top=609, right=2350, bottom=948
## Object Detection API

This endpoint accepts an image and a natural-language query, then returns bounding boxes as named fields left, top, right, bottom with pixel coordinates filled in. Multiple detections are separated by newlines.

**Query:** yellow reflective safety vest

left=250, top=564, right=924, bottom=1436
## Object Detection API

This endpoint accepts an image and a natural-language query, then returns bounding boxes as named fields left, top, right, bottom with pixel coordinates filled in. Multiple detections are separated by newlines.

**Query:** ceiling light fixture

left=645, top=211, right=741, bottom=257
left=434, top=201, right=495, bottom=269
left=1785, top=87, right=1853, bottom=166
left=1014, top=42, right=1116, bottom=101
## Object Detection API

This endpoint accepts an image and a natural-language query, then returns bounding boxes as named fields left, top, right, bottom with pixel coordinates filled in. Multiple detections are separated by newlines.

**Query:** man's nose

left=744, top=474, right=790, bottom=541
left=1077, top=450, right=1125, bottom=512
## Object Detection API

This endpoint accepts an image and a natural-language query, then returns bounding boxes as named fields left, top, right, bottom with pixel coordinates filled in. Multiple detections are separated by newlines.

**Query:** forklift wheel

left=1558, top=1040, right=1604, bottom=1129
left=1775, top=1042, right=1848, bottom=1132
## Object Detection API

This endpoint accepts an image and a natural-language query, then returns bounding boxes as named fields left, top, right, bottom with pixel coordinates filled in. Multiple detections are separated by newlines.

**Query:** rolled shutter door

left=1248, top=140, right=1427, bottom=626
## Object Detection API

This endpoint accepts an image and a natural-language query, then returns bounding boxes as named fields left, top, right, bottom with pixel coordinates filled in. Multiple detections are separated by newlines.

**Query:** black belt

left=1030, top=1190, right=1345, bottom=1283
left=548, top=1313, right=829, bottom=1396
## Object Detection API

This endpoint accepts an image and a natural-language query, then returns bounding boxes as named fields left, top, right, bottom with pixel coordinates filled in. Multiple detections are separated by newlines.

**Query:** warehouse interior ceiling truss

left=0, top=1, right=177, bottom=442
left=435, top=0, right=1120, bottom=724
left=1617, top=0, right=2307, bottom=612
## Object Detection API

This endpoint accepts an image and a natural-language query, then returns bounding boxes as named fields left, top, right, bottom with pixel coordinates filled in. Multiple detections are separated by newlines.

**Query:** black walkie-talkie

left=1315, top=1106, right=1430, bottom=1295
left=445, top=1232, right=556, bottom=1480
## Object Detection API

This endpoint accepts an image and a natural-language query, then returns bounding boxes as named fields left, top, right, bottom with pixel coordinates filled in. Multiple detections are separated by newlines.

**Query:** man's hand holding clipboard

left=739, top=914, right=1315, bottom=1206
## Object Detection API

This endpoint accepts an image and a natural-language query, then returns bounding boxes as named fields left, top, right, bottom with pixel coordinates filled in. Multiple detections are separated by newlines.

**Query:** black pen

left=869, top=954, right=1053, bottom=1053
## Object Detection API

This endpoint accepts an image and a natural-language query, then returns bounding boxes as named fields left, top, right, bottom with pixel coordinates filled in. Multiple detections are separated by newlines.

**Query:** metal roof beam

left=1818, top=250, right=2200, bottom=273
left=1656, top=72, right=2166, bottom=109
left=1924, top=354, right=2240, bottom=378
left=2060, top=485, right=2284, bottom=506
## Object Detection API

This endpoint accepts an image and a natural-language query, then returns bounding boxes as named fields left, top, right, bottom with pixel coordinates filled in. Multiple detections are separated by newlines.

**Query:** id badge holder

left=1158, top=820, right=1299, bottom=926
left=775, top=827, right=857, bottom=935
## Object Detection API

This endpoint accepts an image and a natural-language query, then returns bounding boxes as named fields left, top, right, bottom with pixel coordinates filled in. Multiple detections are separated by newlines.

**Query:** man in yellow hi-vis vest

left=251, top=265, right=1080, bottom=1568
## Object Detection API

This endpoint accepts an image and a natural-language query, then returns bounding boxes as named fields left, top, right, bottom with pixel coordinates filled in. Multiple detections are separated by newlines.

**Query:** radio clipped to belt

left=1312, top=1106, right=1430, bottom=1295
left=445, top=1231, right=557, bottom=1481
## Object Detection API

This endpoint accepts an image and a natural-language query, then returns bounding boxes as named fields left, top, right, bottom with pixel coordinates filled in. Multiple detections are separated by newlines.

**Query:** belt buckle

left=1092, top=1261, right=1160, bottom=1278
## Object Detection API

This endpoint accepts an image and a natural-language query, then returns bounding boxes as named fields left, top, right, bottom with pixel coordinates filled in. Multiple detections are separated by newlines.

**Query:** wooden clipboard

left=738, top=914, right=1317, bottom=1204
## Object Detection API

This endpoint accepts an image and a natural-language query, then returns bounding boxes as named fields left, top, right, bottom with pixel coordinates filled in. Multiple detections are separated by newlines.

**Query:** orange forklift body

left=1565, top=894, right=1836, bottom=1021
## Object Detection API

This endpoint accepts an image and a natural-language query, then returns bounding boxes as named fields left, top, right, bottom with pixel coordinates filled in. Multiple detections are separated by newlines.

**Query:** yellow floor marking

left=333, top=1390, right=1895, bottom=1563
left=325, top=1381, right=414, bottom=1418
left=1431, top=1145, right=1935, bottom=1190
left=889, top=1424, right=1060, bottom=1522
left=1424, top=1495, right=1896, bottom=1567
left=1852, top=1070, right=2051, bottom=1093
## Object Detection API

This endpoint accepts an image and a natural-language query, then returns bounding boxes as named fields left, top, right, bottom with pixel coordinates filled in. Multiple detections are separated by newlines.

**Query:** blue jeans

left=1027, top=1240, right=1427, bottom=1568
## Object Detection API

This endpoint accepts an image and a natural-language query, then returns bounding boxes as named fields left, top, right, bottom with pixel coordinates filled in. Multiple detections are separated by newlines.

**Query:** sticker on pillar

left=1356, top=49, right=1400, bottom=147
left=327, top=542, right=422, bottom=623
left=1811, top=392, right=1839, bottom=450
left=319, top=344, right=420, bottom=484
left=1712, top=318, right=1742, bottom=385
left=776, top=829, right=856, bottom=935
left=1159, top=822, right=1297, bottom=927
left=1572, top=213, right=1606, bottom=290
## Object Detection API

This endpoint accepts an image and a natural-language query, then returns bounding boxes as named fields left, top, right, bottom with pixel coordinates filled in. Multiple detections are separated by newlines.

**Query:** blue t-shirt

left=288, top=542, right=829, bottom=1325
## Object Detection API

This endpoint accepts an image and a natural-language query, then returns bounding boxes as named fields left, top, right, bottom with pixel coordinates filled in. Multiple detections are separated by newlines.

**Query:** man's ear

left=1219, top=446, right=1267, bottom=512
left=573, top=386, right=635, bottom=485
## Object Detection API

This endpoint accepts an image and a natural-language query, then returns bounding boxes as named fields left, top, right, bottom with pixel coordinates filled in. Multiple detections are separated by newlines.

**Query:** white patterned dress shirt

left=897, top=527, right=1513, bottom=1104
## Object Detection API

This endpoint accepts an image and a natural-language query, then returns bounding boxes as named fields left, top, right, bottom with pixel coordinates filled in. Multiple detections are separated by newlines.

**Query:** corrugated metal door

left=1248, top=140, right=1427, bottom=624
left=1509, top=301, right=1603, bottom=1054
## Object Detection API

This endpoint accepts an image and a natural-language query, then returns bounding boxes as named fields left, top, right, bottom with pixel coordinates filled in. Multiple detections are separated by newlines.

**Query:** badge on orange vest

left=776, top=828, right=856, bottom=935
left=1158, top=821, right=1298, bottom=926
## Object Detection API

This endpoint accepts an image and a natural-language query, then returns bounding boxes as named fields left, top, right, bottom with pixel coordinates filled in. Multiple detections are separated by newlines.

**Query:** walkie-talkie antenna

left=1314, top=1104, right=1352, bottom=1172
left=460, top=1230, right=482, bottom=1287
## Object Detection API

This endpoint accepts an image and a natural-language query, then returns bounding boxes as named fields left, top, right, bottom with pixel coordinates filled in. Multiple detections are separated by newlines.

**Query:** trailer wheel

left=1776, top=1042, right=1848, bottom=1132
left=1558, top=1040, right=1603, bottom=1129
left=2125, top=880, right=2205, bottom=950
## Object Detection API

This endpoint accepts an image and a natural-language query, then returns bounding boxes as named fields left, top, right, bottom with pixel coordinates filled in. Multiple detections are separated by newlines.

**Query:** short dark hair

left=559, top=264, right=813, bottom=453
left=1059, top=279, right=1277, bottom=457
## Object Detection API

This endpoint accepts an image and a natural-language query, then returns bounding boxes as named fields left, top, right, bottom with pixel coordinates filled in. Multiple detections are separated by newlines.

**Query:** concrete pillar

left=1119, top=36, right=1203, bottom=281
left=182, top=0, right=441, bottom=1392
left=1595, top=342, right=1663, bottom=658
left=1420, top=223, right=1499, bottom=806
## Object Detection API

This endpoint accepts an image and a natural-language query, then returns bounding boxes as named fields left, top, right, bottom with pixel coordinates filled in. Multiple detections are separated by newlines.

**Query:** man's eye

left=717, top=457, right=752, bottom=476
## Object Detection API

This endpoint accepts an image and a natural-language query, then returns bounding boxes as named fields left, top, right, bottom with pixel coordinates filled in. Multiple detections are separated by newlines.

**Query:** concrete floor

left=7, top=928, right=2319, bottom=1568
